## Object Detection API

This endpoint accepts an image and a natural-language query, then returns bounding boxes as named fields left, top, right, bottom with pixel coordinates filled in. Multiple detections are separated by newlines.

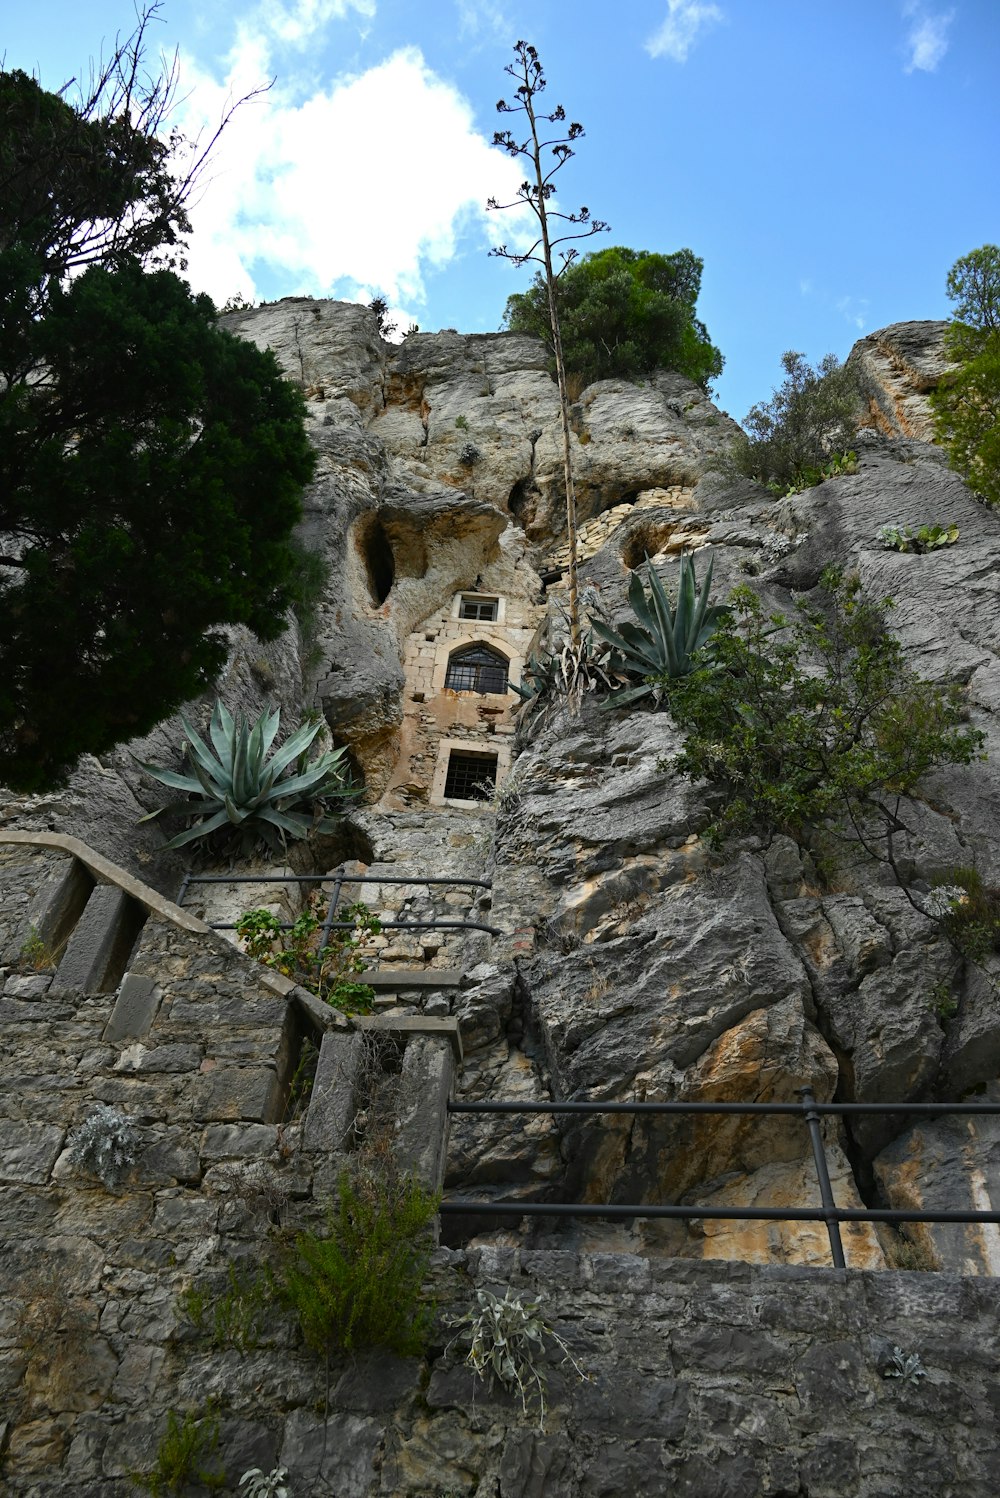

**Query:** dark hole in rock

left=621, top=521, right=679, bottom=571
left=508, top=476, right=537, bottom=530
left=277, top=999, right=324, bottom=1126
left=358, top=516, right=395, bottom=604
left=349, top=1033, right=407, bottom=1154
left=287, top=816, right=375, bottom=876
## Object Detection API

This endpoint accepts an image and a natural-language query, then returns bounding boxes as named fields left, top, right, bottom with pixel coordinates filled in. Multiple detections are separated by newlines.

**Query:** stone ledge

left=352, top=1012, right=464, bottom=1063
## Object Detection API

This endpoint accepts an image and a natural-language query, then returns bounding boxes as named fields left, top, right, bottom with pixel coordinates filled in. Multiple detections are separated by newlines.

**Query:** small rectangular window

left=444, top=751, right=498, bottom=802
left=459, top=595, right=499, bottom=622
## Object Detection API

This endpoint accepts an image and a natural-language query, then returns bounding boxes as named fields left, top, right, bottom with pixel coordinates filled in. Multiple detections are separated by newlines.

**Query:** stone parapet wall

left=5, top=1223, right=999, bottom=1495
left=0, top=838, right=462, bottom=1495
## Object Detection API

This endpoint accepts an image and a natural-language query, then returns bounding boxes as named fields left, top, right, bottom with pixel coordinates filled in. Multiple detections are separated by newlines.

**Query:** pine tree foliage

left=0, top=18, right=314, bottom=792
left=504, top=245, right=723, bottom=390
left=932, top=245, right=1000, bottom=507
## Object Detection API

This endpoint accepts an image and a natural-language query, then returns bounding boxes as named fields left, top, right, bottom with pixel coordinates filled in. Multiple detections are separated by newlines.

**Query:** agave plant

left=512, top=631, right=616, bottom=732
left=591, top=550, right=729, bottom=709
left=138, top=701, right=356, bottom=853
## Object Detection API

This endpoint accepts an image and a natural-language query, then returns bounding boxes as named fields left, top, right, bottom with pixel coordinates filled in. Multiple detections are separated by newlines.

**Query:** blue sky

left=6, top=0, right=999, bottom=422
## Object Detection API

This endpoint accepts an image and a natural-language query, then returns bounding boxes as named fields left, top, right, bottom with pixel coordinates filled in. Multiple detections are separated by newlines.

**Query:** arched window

left=444, top=643, right=509, bottom=695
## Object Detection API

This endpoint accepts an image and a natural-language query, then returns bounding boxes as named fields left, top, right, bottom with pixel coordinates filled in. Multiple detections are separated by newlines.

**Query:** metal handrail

left=176, top=868, right=501, bottom=939
left=442, top=1089, right=1000, bottom=1268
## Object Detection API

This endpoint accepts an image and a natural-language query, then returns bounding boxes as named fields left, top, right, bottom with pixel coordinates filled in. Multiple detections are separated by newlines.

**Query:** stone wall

left=4, top=795, right=1000, bottom=1493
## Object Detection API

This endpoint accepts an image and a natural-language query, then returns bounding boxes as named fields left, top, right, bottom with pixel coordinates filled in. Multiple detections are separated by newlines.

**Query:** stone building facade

left=382, top=576, right=543, bottom=813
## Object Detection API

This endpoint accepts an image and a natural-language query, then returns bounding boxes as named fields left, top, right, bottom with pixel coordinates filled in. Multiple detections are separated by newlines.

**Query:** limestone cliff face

left=849, top=319, right=952, bottom=441
left=4, top=300, right=1000, bottom=1273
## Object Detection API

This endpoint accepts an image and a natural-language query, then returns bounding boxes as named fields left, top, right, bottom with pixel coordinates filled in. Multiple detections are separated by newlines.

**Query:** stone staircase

left=0, top=831, right=463, bottom=1193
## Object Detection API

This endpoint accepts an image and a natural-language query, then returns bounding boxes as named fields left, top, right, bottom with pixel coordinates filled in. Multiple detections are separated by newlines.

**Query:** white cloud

left=456, top=0, right=509, bottom=42
left=645, top=1, right=724, bottom=63
left=902, top=4, right=955, bottom=73
left=174, top=28, right=530, bottom=309
left=251, top=0, right=375, bottom=52
left=836, top=294, right=869, bottom=331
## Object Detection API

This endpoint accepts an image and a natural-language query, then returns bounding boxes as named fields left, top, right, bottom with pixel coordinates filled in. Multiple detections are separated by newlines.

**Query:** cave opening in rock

left=507, top=476, right=537, bottom=531
left=359, top=516, right=395, bottom=604
left=286, top=813, right=375, bottom=875
left=621, top=521, right=679, bottom=571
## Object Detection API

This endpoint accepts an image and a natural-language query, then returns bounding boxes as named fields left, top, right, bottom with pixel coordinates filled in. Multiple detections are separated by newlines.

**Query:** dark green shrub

left=729, top=351, right=863, bottom=494
left=931, top=250, right=1000, bottom=508
left=504, top=245, right=724, bottom=390
left=181, top=1263, right=272, bottom=1352
left=368, top=295, right=397, bottom=338
left=277, top=1167, right=438, bottom=1357
left=661, top=571, right=984, bottom=866
left=132, top=1408, right=224, bottom=1495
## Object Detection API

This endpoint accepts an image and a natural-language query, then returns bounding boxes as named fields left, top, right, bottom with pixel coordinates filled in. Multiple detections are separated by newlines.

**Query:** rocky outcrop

left=849, top=319, right=952, bottom=441
left=5, top=306, right=1000, bottom=1494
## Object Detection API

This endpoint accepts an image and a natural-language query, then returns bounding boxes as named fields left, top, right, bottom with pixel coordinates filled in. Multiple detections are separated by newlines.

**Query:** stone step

left=54, top=884, right=147, bottom=993
left=103, top=972, right=161, bottom=1041
left=354, top=1013, right=463, bottom=1063
left=358, top=968, right=462, bottom=990
left=28, top=855, right=94, bottom=964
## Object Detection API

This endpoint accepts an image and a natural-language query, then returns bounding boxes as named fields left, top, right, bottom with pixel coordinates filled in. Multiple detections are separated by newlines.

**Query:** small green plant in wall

left=881, top=1346, right=928, bottom=1386
left=180, top=1262, right=272, bottom=1352
left=446, top=1286, right=590, bottom=1430
left=131, top=1407, right=225, bottom=1495
left=877, top=522, right=959, bottom=553
left=236, top=895, right=381, bottom=1014
left=928, top=979, right=959, bottom=1025
left=68, top=1104, right=143, bottom=1190
left=17, top=926, right=55, bottom=971
left=239, top=1468, right=293, bottom=1498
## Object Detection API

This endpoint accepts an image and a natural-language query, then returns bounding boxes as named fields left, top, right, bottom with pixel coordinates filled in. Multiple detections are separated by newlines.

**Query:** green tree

left=944, top=244, right=1000, bottom=344
left=728, top=350, right=862, bottom=494
left=504, top=245, right=723, bottom=390
left=488, top=40, right=609, bottom=648
left=932, top=245, right=1000, bottom=506
left=663, top=572, right=984, bottom=885
left=0, top=36, right=315, bottom=794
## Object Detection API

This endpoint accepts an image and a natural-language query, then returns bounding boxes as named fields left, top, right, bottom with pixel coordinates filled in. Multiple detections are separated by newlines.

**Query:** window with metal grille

left=444, top=751, right=498, bottom=801
left=459, top=595, right=499, bottom=622
left=444, top=643, right=509, bottom=694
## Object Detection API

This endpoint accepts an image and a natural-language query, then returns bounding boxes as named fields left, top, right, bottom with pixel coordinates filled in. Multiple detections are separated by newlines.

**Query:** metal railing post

left=320, top=872, right=345, bottom=950
left=799, top=1087, right=846, bottom=1269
